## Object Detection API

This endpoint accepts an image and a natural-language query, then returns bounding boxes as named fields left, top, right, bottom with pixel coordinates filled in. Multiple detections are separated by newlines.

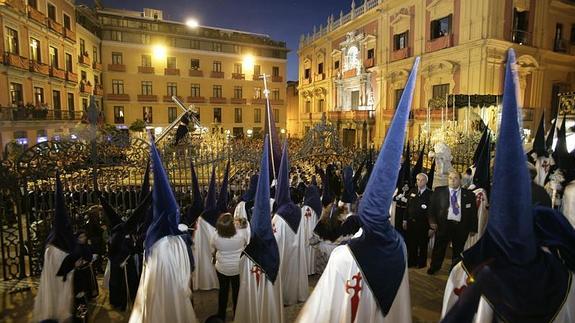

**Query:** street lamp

left=186, top=18, right=199, bottom=28
left=153, top=44, right=167, bottom=59
left=247, top=129, right=253, bottom=138
left=243, top=54, right=255, bottom=76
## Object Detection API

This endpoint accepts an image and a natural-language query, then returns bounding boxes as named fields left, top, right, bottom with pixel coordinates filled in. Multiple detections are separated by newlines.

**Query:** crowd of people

left=29, top=50, right=575, bottom=323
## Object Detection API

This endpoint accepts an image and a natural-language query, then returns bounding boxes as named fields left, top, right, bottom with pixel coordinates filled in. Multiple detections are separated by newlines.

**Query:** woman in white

left=210, top=212, right=249, bottom=321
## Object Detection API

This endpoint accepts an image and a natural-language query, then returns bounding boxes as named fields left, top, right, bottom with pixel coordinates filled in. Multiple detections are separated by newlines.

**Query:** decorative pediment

left=390, top=7, right=411, bottom=25
left=331, top=49, right=342, bottom=56
left=313, top=87, right=327, bottom=96
left=301, top=90, right=313, bottom=98
left=516, top=54, right=539, bottom=72
left=421, top=60, right=459, bottom=76
left=426, top=0, right=453, bottom=20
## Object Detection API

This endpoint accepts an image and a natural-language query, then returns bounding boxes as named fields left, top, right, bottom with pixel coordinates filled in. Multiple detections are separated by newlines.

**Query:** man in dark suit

left=403, top=173, right=433, bottom=268
left=427, top=170, right=478, bottom=274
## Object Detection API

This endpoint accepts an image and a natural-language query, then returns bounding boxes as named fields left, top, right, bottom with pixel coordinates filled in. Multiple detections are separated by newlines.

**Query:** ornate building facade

left=297, top=0, right=575, bottom=148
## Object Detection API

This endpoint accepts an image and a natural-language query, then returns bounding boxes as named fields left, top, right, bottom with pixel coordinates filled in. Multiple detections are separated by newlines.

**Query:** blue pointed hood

left=46, top=172, right=76, bottom=253
left=144, top=141, right=181, bottom=253
left=241, top=174, right=259, bottom=202
left=184, top=159, right=204, bottom=226
left=274, top=140, right=302, bottom=233
left=303, top=184, right=322, bottom=218
left=243, top=135, right=280, bottom=283
left=201, top=166, right=219, bottom=227
left=348, top=57, right=420, bottom=317
left=531, top=113, right=547, bottom=157
left=340, top=165, right=356, bottom=204
left=217, top=160, right=230, bottom=213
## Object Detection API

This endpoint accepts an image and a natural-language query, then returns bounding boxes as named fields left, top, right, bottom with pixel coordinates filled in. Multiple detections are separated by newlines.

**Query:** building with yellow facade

left=296, top=0, right=575, bottom=148
left=0, top=1, right=288, bottom=154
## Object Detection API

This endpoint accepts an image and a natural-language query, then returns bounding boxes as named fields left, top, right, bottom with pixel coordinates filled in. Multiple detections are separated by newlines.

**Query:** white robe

left=442, top=262, right=575, bottom=322
left=272, top=214, right=309, bottom=305
left=33, top=245, right=75, bottom=322
left=234, top=255, right=284, bottom=323
left=464, top=188, right=489, bottom=250
left=129, top=236, right=198, bottom=323
left=301, top=205, right=318, bottom=275
left=296, top=245, right=412, bottom=323
left=561, top=180, right=575, bottom=229
left=192, top=217, right=219, bottom=290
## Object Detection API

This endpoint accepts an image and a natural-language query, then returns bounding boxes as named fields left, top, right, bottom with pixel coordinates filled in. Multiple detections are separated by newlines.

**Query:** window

left=213, top=85, right=222, bottom=98
left=351, top=91, right=360, bottom=108
left=28, top=0, right=37, bottom=9
left=254, top=87, right=262, bottom=99
left=394, top=31, right=408, bottom=50
left=94, top=75, right=99, bottom=85
left=114, top=106, right=124, bottom=123
left=233, top=127, right=244, bottom=138
left=234, top=63, right=242, bottom=74
left=67, top=93, right=75, bottom=115
left=167, top=82, right=177, bottom=96
left=63, top=14, right=71, bottom=30
left=431, top=15, right=452, bottom=39
left=191, top=58, right=200, bottom=70
left=112, top=80, right=124, bottom=94
left=141, top=55, right=151, bottom=67
left=304, top=68, right=311, bottom=79
left=52, top=90, right=61, bottom=116
left=272, top=89, right=280, bottom=100
left=254, top=65, right=261, bottom=77
left=65, top=53, right=72, bottom=72
left=334, top=60, right=340, bottom=69
left=555, top=23, right=566, bottom=52
left=513, top=9, right=529, bottom=32
left=213, top=108, right=222, bottom=123
left=30, top=38, right=41, bottom=62
left=168, top=107, right=177, bottom=123
left=254, top=108, right=261, bottom=123
left=167, top=57, right=176, bottom=69
left=318, top=99, right=324, bottom=112
left=34, top=87, right=44, bottom=106
left=212, top=42, right=222, bottom=52
left=81, top=71, right=87, bottom=81
left=395, top=88, right=404, bottom=107
left=318, top=63, right=324, bottom=74
left=367, top=48, right=375, bottom=59
left=142, top=34, right=150, bottom=44
left=305, top=101, right=311, bottom=113
left=432, top=84, right=449, bottom=99
left=82, top=98, right=88, bottom=110
left=13, top=131, right=28, bottom=148
left=143, top=106, right=153, bottom=123
left=93, top=46, right=98, bottom=63
left=111, top=30, right=122, bottom=41
left=191, top=84, right=200, bottom=97
left=10, top=83, right=23, bottom=106
left=47, top=3, right=56, bottom=21
left=274, top=109, right=279, bottom=123
left=36, top=129, right=47, bottom=143
left=141, top=81, right=153, bottom=95
left=571, top=24, right=575, bottom=44
left=112, top=52, right=123, bottom=64
left=272, top=66, right=279, bottom=77
left=234, top=108, right=242, bottom=123
left=6, top=27, right=19, bottom=54
left=191, top=39, right=200, bottom=49
left=213, top=61, right=222, bottom=72
left=49, top=46, right=58, bottom=67
left=234, top=86, right=243, bottom=99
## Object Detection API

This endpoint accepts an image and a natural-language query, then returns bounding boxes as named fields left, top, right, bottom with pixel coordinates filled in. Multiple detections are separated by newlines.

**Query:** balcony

left=64, top=28, right=75, bottom=43
left=232, top=73, right=245, bottom=80
left=391, top=47, right=411, bottom=61
left=314, top=73, right=326, bottom=82
left=93, top=86, right=104, bottom=96
left=66, top=71, right=78, bottom=83
left=301, top=78, right=311, bottom=85
left=426, top=34, right=453, bottom=53
left=251, top=98, right=266, bottom=105
left=138, top=66, right=155, bottom=74
left=210, top=97, right=227, bottom=104
left=93, top=61, right=102, bottom=71
left=343, top=69, right=357, bottom=79
left=328, top=110, right=375, bottom=123
left=80, top=82, right=92, bottom=94
left=165, top=68, right=180, bottom=76
left=79, top=54, right=91, bottom=67
left=49, top=67, right=66, bottom=80
left=554, top=39, right=569, bottom=53
left=163, top=95, right=183, bottom=102
left=272, top=75, right=283, bottom=82
left=4, top=0, right=26, bottom=14
left=210, top=71, right=225, bottom=78
left=270, top=99, right=284, bottom=105
left=108, top=64, right=126, bottom=72
left=4, top=52, right=28, bottom=70
left=189, top=69, right=203, bottom=77
left=137, top=95, right=158, bottom=102
left=48, top=19, right=63, bottom=35
left=231, top=98, right=247, bottom=104
left=253, top=75, right=262, bottom=81
left=364, top=58, right=375, bottom=68
left=27, top=6, right=46, bottom=26
left=187, top=96, right=206, bottom=103
left=29, top=60, right=49, bottom=75
left=0, top=107, right=83, bottom=122
left=106, top=94, right=130, bottom=101
left=511, top=29, right=531, bottom=46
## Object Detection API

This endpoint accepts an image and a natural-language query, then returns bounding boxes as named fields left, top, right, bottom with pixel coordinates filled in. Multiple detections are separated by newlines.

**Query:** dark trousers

left=406, top=221, right=429, bottom=267
left=216, top=271, right=240, bottom=320
left=429, top=221, right=469, bottom=271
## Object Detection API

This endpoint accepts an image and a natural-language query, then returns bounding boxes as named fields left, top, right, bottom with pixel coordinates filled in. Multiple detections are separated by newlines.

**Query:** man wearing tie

left=403, top=173, right=433, bottom=268
left=427, top=171, right=477, bottom=275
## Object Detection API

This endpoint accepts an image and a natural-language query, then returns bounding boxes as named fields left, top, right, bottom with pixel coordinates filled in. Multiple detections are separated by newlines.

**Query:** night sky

left=79, top=0, right=359, bottom=81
